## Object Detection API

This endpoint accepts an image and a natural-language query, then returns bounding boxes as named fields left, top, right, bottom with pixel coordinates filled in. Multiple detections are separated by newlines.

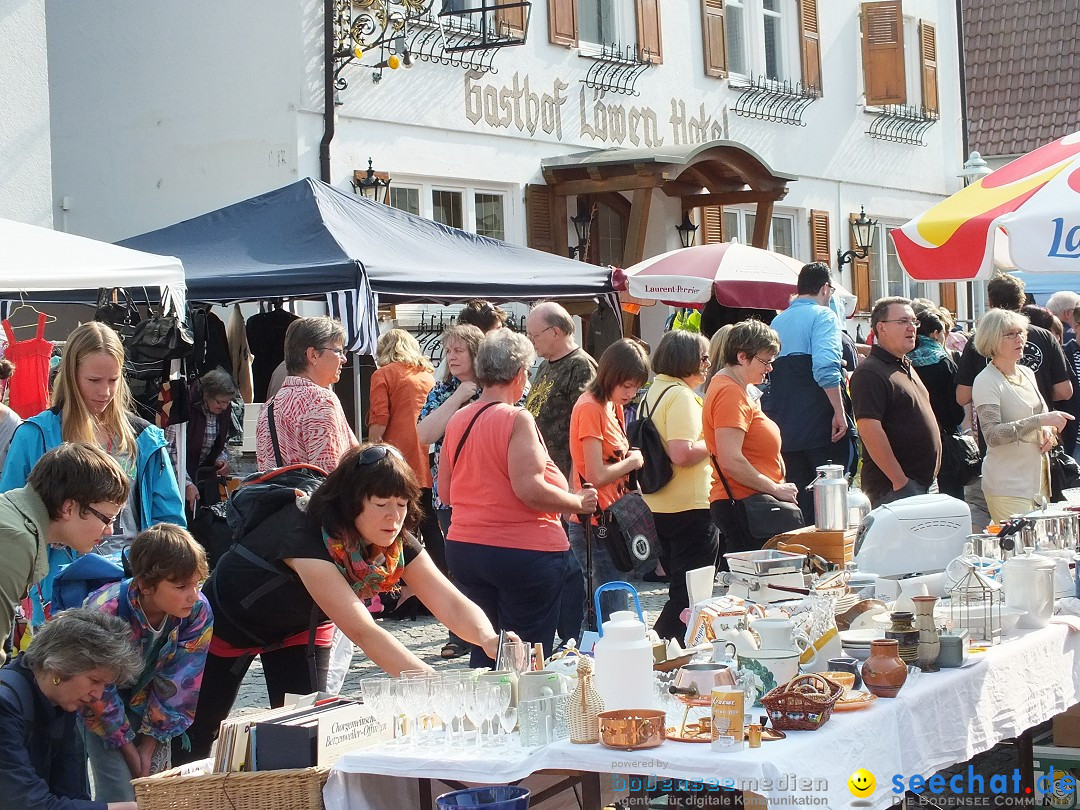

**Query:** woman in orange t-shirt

left=703, top=321, right=799, bottom=554
left=569, top=339, right=648, bottom=627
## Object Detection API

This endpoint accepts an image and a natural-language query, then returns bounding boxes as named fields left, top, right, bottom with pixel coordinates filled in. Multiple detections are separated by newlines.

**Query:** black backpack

left=625, top=384, right=677, bottom=495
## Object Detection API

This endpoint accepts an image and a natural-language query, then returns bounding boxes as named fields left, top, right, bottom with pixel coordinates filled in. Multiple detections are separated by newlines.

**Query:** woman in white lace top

left=971, top=309, right=1074, bottom=523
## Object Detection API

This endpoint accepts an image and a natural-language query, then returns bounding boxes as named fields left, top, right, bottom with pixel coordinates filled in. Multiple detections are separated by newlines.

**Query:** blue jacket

left=0, top=408, right=185, bottom=625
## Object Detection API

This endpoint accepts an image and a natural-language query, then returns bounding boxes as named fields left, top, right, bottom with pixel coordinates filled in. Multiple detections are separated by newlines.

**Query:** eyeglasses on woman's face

left=320, top=346, right=348, bottom=359
left=752, top=355, right=775, bottom=368
left=1002, top=330, right=1027, bottom=341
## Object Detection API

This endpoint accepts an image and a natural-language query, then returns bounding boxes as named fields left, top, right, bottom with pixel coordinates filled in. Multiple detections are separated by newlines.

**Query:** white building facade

left=1, top=0, right=52, bottom=227
left=47, top=0, right=968, bottom=340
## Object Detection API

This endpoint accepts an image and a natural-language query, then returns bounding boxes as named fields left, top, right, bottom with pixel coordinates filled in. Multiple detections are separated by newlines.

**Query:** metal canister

left=812, top=464, right=848, bottom=531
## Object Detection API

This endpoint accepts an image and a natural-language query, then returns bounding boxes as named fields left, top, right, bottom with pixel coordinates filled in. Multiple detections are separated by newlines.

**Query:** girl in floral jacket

left=82, top=524, right=212, bottom=802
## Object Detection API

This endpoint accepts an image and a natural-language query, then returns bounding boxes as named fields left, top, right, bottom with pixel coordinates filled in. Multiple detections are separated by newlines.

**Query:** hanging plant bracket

left=732, top=75, right=819, bottom=126
left=579, top=42, right=654, bottom=97
left=866, top=104, right=939, bottom=146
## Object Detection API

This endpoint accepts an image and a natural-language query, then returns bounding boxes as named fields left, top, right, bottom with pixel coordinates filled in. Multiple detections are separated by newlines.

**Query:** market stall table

left=326, top=622, right=1080, bottom=810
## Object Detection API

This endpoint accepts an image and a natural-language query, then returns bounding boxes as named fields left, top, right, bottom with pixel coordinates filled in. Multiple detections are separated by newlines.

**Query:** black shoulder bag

left=710, top=456, right=804, bottom=552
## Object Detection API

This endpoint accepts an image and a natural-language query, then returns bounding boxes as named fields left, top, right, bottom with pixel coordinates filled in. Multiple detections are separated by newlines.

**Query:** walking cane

left=579, top=484, right=598, bottom=632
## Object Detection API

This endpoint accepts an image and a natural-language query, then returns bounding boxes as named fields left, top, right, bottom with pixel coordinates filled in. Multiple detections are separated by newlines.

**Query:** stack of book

left=213, top=696, right=390, bottom=773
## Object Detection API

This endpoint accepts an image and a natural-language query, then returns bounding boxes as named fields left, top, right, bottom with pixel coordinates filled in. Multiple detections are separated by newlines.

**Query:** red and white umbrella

left=894, top=130, right=1080, bottom=281
left=617, top=242, right=804, bottom=311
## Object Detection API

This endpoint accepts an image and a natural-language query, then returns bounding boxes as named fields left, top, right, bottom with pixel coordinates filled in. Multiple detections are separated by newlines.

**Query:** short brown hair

left=588, top=339, right=650, bottom=401
left=458, top=300, right=508, bottom=333
left=722, top=320, right=780, bottom=366
left=129, top=524, right=209, bottom=588
left=869, top=296, right=912, bottom=333
left=284, top=317, right=347, bottom=375
left=26, top=442, right=131, bottom=520
left=307, top=444, right=423, bottom=553
left=987, top=274, right=1026, bottom=312
left=652, top=329, right=709, bottom=379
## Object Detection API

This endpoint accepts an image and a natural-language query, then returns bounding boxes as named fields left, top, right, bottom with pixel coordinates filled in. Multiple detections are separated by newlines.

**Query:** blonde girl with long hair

left=375, top=328, right=435, bottom=374
left=1, top=322, right=185, bottom=626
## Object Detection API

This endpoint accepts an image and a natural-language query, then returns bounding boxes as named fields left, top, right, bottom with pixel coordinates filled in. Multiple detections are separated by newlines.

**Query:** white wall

left=0, top=0, right=52, bottom=227
left=47, top=0, right=307, bottom=241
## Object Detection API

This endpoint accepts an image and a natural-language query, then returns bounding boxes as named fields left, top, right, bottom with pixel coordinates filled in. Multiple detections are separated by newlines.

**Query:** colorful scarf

left=323, top=530, right=406, bottom=599
left=907, top=334, right=948, bottom=367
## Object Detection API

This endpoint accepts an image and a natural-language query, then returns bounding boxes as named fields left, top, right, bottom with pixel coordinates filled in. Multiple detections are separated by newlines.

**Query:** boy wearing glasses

left=0, top=442, right=130, bottom=664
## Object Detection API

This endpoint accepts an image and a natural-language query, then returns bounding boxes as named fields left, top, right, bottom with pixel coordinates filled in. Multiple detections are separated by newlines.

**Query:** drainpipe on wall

left=956, top=0, right=970, bottom=160
left=320, top=0, right=335, bottom=184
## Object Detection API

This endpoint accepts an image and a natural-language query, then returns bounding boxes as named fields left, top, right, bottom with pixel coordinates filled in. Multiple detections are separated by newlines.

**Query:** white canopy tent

left=0, top=218, right=187, bottom=314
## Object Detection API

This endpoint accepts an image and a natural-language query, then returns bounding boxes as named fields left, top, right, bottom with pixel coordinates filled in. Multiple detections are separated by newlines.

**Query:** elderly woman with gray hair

left=255, top=316, right=358, bottom=472
left=972, top=309, right=1074, bottom=523
left=438, top=329, right=598, bottom=667
left=0, top=608, right=141, bottom=810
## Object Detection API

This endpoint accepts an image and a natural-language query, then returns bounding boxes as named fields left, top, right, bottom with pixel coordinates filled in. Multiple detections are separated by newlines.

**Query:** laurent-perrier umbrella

left=893, top=131, right=1080, bottom=281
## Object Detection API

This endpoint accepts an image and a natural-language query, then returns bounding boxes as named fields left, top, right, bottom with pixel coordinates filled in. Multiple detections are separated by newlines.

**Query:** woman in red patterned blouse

left=256, top=317, right=358, bottom=472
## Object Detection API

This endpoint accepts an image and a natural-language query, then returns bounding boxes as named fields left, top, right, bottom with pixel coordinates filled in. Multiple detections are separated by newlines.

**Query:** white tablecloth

left=326, top=623, right=1080, bottom=810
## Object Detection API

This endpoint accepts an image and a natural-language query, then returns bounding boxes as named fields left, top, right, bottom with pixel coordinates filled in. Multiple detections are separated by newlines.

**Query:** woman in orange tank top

left=439, top=329, right=597, bottom=667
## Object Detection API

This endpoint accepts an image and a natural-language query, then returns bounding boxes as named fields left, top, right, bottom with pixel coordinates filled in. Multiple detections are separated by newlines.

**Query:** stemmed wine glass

left=399, top=676, right=431, bottom=747
left=465, top=683, right=493, bottom=747
left=498, top=707, right=519, bottom=751
left=484, top=682, right=512, bottom=748
left=359, top=677, right=393, bottom=738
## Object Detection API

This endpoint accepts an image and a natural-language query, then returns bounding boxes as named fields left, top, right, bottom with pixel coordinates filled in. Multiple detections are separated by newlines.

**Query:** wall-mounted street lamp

left=837, top=205, right=878, bottom=267
left=569, top=207, right=593, bottom=260
left=676, top=211, right=698, bottom=248
left=959, top=151, right=992, bottom=187
left=351, top=158, right=391, bottom=203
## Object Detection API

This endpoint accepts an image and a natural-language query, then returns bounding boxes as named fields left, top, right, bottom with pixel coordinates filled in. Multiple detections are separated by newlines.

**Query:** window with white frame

left=388, top=181, right=511, bottom=241
left=722, top=208, right=797, bottom=256
left=901, top=16, right=922, bottom=108
left=870, top=224, right=928, bottom=302
left=725, top=0, right=801, bottom=83
left=578, top=0, right=637, bottom=51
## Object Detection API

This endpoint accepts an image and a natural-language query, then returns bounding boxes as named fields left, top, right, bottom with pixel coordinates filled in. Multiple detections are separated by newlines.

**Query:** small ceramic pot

left=826, top=657, right=863, bottom=690
left=884, top=611, right=920, bottom=664
left=862, top=639, right=908, bottom=698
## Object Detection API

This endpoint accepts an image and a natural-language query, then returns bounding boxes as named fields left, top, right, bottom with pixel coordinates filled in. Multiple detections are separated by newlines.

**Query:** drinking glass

left=399, top=676, right=432, bottom=747
left=498, top=707, right=519, bottom=751
left=485, top=682, right=512, bottom=748
left=465, top=683, right=493, bottom=746
left=360, top=677, right=393, bottom=737
left=498, top=640, right=531, bottom=676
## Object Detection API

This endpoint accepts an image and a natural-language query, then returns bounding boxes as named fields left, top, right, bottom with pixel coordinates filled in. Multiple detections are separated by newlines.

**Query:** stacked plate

left=838, top=629, right=886, bottom=661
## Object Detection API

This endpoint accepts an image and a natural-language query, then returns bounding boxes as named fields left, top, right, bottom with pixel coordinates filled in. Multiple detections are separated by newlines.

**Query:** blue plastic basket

left=435, top=786, right=531, bottom=809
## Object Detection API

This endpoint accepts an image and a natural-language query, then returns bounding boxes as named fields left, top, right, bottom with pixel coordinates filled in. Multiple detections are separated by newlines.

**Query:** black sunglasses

left=357, top=445, right=404, bottom=466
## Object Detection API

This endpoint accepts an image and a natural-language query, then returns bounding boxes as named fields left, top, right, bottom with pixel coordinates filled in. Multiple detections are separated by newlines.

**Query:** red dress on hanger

left=3, top=312, right=53, bottom=418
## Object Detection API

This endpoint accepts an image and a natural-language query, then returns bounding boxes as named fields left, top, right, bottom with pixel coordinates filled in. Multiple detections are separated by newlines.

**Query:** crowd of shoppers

left=3, top=272, right=1079, bottom=804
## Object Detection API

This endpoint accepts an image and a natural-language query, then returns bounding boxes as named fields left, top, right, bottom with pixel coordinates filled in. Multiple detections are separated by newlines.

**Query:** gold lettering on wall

left=464, top=71, right=723, bottom=147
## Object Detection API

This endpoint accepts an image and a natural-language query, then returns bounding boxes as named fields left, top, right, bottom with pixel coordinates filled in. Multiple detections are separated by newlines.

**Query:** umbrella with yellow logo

left=894, top=131, right=1080, bottom=281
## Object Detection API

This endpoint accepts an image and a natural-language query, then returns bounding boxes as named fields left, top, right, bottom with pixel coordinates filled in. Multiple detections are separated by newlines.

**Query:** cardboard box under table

left=1033, top=743, right=1080, bottom=808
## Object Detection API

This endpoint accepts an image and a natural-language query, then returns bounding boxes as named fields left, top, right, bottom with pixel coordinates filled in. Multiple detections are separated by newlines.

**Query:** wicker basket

left=759, top=673, right=844, bottom=731
left=131, top=765, right=329, bottom=810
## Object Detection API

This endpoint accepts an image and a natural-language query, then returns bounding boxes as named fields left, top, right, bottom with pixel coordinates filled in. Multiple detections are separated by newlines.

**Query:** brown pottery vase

left=884, top=611, right=919, bottom=664
left=861, top=639, right=908, bottom=698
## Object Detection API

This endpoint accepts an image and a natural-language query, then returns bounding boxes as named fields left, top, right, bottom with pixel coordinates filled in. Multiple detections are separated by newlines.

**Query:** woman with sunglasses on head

left=1, top=322, right=185, bottom=628
left=640, top=330, right=718, bottom=641
left=177, top=443, right=506, bottom=763
left=704, top=321, right=798, bottom=553
left=255, top=316, right=358, bottom=472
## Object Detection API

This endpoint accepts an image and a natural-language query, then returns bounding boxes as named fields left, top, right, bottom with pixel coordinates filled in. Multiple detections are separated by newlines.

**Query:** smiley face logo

left=848, top=769, right=876, bottom=798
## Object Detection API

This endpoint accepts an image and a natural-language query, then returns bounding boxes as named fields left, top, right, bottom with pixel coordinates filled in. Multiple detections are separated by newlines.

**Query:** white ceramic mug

left=736, top=648, right=801, bottom=704
left=751, top=618, right=817, bottom=667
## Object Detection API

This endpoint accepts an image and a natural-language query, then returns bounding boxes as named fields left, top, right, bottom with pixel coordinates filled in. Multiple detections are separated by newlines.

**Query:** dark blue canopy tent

left=119, top=179, right=613, bottom=352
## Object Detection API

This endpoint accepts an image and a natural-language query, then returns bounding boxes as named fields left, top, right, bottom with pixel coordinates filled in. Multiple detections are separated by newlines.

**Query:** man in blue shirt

left=761, top=263, right=851, bottom=523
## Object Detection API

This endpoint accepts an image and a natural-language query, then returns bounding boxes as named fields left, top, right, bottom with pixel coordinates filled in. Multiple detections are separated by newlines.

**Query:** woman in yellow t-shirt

left=641, top=330, right=716, bottom=640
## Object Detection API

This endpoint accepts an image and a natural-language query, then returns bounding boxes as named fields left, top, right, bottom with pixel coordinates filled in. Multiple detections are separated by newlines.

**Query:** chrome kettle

left=847, top=484, right=872, bottom=529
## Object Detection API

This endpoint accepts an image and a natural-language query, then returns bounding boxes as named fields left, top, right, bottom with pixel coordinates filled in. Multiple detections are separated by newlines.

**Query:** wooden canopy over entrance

left=540, top=140, right=795, bottom=267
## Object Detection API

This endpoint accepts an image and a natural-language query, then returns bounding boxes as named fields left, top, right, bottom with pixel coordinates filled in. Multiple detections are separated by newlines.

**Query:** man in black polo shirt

left=850, top=297, right=941, bottom=508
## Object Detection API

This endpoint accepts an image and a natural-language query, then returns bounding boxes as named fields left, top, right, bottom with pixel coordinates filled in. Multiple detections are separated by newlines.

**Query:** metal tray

left=724, top=549, right=806, bottom=575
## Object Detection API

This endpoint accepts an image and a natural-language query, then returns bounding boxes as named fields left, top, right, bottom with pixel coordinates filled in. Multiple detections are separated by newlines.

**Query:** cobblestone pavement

left=229, top=577, right=1024, bottom=801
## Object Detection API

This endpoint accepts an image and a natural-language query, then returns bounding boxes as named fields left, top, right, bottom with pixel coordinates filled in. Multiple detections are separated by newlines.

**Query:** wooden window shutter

left=919, top=20, right=938, bottom=114
left=939, top=282, right=957, bottom=316
left=798, top=0, right=822, bottom=94
left=700, top=206, right=725, bottom=244
left=549, top=0, right=577, bottom=47
left=809, top=210, right=830, bottom=263
left=496, top=0, right=526, bottom=38
left=701, top=0, right=727, bottom=77
left=861, top=1, right=906, bottom=106
left=850, top=213, right=873, bottom=313
left=526, top=184, right=556, bottom=254
left=636, top=0, right=663, bottom=63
